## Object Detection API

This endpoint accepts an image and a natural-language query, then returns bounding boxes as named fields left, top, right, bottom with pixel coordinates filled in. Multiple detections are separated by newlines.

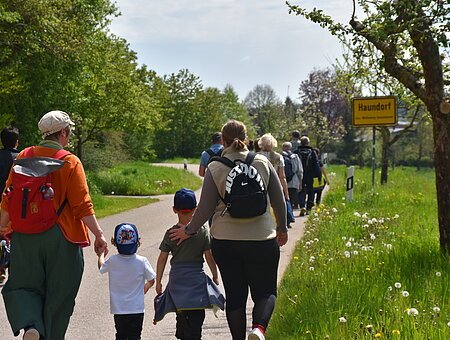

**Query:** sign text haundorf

left=352, top=96, right=397, bottom=127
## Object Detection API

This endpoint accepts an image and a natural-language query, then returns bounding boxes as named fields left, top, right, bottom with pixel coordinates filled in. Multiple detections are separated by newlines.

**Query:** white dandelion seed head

left=345, top=241, right=352, bottom=247
left=339, top=317, right=347, bottom=323
left=436, top=272, right=442, bottom=277
left=433, top=306, right=440, bottom=313
left=354, top=212, right=361, bottom=217
left=388, top=286, right=393, bottom=291
left=447, top=321, right=450, bottom=327
left=394, top=214, right=399, bottom=219
left=402, top=291, right=409, bottom=297
left=342, top=236, right=347, bottom=241
left=394, top=282, right=402, bottom=289
left=332, top=208, right=338, bottom=213
left=353, top=250, right=358, bottom=255
left=407, top=308, right=418, bottom=316
left=363, top=224, right=369, bottom=228
left=309, top=266, right=315, bottom=271
left=309, top=256, right=315, bottom=262
left=344, top=251, right=351, bottom=258
left=370, top=234, right=376, bottom=240
left=385, top=244, right=393, bottom=250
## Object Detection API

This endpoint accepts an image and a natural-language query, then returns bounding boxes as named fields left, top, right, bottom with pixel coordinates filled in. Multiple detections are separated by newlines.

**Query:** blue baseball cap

left=174, top=188, right=197, bottom=212
left=113, top=223, right=139, bottom=255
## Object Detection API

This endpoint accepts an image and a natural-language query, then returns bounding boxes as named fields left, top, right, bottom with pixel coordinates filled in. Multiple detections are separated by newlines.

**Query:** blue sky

left=109, top=0, right=351, bottom=101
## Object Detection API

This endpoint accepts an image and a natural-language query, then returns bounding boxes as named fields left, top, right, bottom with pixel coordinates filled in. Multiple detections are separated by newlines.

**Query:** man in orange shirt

left=0, top=110, right=108, bottom=340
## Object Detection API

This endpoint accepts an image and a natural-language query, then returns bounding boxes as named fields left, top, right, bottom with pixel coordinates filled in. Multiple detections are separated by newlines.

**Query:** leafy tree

left=244, top=84, right=284, bottom=136
left=287, top=0, right=450, bottom=251
left=298, top=68, right=347, bottom=150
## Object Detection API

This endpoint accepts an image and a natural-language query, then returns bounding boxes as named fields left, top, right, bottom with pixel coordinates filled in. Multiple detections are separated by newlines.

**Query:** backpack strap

left=213, top=156, right=236, bottom=168
left=244, top=151, right=256, bottom=165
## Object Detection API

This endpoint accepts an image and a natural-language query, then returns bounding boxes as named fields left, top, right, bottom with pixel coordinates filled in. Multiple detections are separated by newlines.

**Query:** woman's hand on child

left=169, top=227, right=191, bottom=245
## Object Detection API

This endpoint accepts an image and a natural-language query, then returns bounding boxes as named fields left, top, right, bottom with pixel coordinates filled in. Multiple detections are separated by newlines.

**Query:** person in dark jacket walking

left=0, top=127, right=19, bottom=195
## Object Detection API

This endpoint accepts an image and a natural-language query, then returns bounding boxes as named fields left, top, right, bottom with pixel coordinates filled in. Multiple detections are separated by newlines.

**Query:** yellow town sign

left=352, top=96, right=397, bottom=126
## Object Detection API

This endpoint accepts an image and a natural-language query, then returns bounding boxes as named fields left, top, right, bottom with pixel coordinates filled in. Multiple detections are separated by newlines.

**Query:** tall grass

left=269, top=166, right=450, bottom=339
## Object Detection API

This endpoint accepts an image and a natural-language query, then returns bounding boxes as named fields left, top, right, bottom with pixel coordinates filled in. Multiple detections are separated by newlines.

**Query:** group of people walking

left=0, top=111, right=326, bottom=340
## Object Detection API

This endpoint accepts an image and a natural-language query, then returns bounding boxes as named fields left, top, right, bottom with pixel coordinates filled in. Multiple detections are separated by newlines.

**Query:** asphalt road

left=0, top=163, right=309, bottom=339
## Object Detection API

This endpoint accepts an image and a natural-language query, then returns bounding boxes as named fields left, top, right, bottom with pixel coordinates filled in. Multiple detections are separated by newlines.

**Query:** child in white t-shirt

left=98, top=223, right=156, bottom=340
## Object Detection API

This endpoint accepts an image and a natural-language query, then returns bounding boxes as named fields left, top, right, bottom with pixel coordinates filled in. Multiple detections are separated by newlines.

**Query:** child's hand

left=144, top=279, right=155, bottom=294
left=156, top=282, right=163, bottom=295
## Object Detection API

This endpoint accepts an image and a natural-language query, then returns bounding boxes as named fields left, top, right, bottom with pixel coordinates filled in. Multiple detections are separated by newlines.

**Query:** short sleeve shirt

left=159, top=225, right=211, bottom=264
left=200, top=144, right=223, bottom=167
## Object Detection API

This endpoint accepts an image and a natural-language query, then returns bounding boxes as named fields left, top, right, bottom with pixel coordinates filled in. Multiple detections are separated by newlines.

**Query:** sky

left=108, top=0, right=352, bottom=101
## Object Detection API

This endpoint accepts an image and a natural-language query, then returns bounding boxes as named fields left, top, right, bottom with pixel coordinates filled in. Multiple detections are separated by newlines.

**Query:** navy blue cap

left=173, top=188, right=197, bottom=212
left=113, top=223, right=139, bottom=255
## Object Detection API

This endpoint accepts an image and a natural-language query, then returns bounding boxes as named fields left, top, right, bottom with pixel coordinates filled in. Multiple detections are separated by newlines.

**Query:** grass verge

left=91, top=194, right=157, bottom=219
left=268, top=165, right=450, bottom=339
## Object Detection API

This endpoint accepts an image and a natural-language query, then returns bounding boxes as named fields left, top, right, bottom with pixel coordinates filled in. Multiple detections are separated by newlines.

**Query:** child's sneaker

left=248, top=327, right=265, bottom=340
left=23, top=328, right=40, bottom=340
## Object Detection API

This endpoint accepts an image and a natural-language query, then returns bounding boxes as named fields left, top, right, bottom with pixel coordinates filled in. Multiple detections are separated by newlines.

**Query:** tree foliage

left=287, top=0, right=450, bottom=251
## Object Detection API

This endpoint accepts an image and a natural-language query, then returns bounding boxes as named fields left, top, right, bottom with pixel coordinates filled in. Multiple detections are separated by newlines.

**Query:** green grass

left=91, top=194, right=157, bottom=219
left=269, top=166, right=450, bottom=339
left=89, top=161, right=202, bottom=195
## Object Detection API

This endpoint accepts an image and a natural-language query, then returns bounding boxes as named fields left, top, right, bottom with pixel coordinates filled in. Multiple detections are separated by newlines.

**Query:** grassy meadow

left=88, top=161, right=202, bottom=196
left=269, top=166, right=450, bottom=339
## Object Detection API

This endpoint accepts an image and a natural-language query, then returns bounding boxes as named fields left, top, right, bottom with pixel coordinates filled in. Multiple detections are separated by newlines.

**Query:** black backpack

left=282, top=151, right=295, bottom=182
left=213, top=152, right=267, bottom=218
left=297, top=148, right=321, bottom=178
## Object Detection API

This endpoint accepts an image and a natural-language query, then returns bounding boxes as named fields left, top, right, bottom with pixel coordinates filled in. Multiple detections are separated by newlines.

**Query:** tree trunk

left=431, top=108, right=450, bottom=253
left=76, top=126, right=83, bottom=161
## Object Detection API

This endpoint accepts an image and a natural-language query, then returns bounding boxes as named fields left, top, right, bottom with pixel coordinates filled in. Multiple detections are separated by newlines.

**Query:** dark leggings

left=211, top=238, right=279, bottom=340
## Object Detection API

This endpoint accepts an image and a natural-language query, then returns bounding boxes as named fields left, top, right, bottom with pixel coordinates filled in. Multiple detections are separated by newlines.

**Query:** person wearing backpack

left=0, top=110, right=108, bottom=340
left=257, top=133, right=295, bottom=228
left=169, top=120, right=287, bottom=340
left=198, top=132, right=223, bottom=177
left=282, top=142, right=303, bottom=211
left=295, top=136, right=321, bottom=216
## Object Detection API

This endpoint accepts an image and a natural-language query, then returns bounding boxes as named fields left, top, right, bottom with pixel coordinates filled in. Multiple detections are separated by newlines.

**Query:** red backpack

left=3, top=147, right=70, bottom=234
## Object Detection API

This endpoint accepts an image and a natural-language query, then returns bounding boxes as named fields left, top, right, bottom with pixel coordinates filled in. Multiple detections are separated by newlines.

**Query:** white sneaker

left=248, top=327, right=265, bottom=340
left=23, top=328, right=40, bottom=340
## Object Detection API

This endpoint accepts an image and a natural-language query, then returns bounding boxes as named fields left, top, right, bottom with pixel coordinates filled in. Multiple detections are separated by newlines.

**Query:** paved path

left=0, top=163, right=309, bottom=339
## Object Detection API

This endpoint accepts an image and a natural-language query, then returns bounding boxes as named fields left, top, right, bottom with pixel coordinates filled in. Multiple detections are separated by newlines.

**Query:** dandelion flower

left=339, top=316, right=347, bottom=323
left=293, top=256, right=299, bottom=260
left=433, top=306, right=440, bottom=313
left=354, top=212, right=361, bottom=217
left=392, top=329, right=400, bottom=335
left=370, top=233, right=376, bottom=240
left=345, top=241, right=352, bottom=247
left=363, top=224, right=369, bottom=228
left=402, top=291, right=409, bottom=297
left=332, top=207, right=337, bottom=213
left=309, top=266, right=314, bottom=271
left=436, top=272, right=442, bottom=277
left=342, top=236, right=347, bottom=241
left=353, top=250, right=359, bottom=255
left=374, top=333, right=381, bottom=338
left=394, top=282, right=401, bottom=289
left=407, top=308, right=418, bottom=316
left=344, top=251, right=350, bottom=258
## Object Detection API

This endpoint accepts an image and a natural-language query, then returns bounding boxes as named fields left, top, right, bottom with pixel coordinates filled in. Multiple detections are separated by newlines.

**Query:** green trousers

left=2, top=225, right=84, bottom=340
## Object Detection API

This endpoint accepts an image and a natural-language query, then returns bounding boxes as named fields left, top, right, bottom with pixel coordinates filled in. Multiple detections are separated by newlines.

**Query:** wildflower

left=314, top=238, right=319, bottom=242
left=394, top=282, right=401, bottom=289
left=354, top=212, right=361, bottom=217
left=388, top=286, right=393, bottom=291
left=345, top=241, right=352, bottom=247
left=363, top=224, right=369, bottom=228
left=309, top=256, right=315, bottom=262
left=385, top=244, right=393, bottom=250
left=375, top=333, right=382, bottom=338
left=344, top=251, right=350, bottom=258
left=366, top=324, right=373, bottom=331
left=447, top=321, right=450, bottom=327
left=293, top=256, right=299, bottom=260
left=366, top=267, right=371, bottom=271
left=392, top=329, right=400, bottom=335
left=342, top=236, right=347, bottom=241
left=332, top=208, right=337, bottom=213
left=393, top=214, right=399, bottom=219
left=339, top=316, right=347, bottom=323
left=433, top=306, right=440, bottom=313
left=305, top=241, right=311, bottom=246
left=407, top=308, right=419, bottom=316
left=362, top=213, right=369, bottom=219
left=436, top=271, right=442, bottom=277
left=111, top=191, right=115, bottom=195
left=353, top=250, right=358, bottom=255
left=370, top=234, right=376, bottom=240
left=309, top=266, right=314, bottom=271
left=402, top=291, right=409, bottom=297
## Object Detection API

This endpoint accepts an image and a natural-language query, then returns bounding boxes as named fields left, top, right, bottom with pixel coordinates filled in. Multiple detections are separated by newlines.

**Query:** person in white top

left=98, top=223, right=156, bottom=340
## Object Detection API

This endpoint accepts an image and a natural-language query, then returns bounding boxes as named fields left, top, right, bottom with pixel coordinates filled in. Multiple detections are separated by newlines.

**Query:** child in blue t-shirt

left=98, top=223, right=156, bottom=340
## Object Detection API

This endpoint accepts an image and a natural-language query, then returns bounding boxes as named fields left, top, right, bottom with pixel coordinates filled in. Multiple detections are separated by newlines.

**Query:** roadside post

left=346, top=166, right=354, bottom=201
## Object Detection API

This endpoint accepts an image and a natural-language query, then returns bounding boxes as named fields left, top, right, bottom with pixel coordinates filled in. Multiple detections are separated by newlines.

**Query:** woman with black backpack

left=169, top=119, right=287, bottom=340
